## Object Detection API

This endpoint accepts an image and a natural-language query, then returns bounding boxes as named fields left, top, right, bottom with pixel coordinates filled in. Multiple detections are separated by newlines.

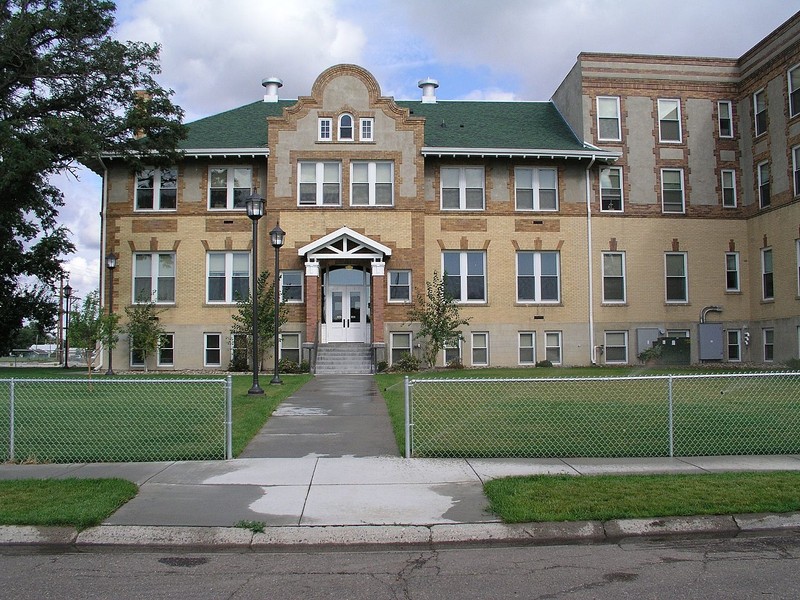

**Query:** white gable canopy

left=298, top=227, right=392, bottom=262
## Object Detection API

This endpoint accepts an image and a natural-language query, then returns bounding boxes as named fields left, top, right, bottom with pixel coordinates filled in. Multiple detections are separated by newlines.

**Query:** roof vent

left=418, top=78, right=439, bottom=104
left=262, top=77, right=283, bottom=102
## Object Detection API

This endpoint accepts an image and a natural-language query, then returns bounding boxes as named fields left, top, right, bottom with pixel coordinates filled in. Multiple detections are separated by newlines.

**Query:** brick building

left=97, top=12, right=800, bottom=371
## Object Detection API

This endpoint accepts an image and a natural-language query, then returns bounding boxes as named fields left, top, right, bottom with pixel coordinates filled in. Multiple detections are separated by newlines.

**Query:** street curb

left=2, top=512, right=799, bottom=549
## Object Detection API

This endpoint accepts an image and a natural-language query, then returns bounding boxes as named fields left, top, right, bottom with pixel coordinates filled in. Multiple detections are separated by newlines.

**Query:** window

left=718, top=101, right=733, bottom=138
left=515, top=167, right=558, bottom=211
left=299, top=161, right=341, bottom=206
left=471, top=332, right=488, bottom=366
left=658, top=99, right=681, bottom=142
left=602, top=252, right=626, bottom=303
left=204, top=333, right=222, bottom=367
left=443, top=339, right=461, bottom=366
left=661, top=169, right=685, bottom=213
left=207, top=251, right=249, bottom=304
left=130, top=337, right=145, bottom=368
left=793, top=146, right=800, bottom=196
left=518, top=332, right=536, bottom=365
left=762, top=247, right=774, bottom=301
left=280, top=271, right=303, bottom=302
left=351, top=161, right=393, bottom=206
left=136, top=167, right=177, bottom=211
left=516, top=251, right=560, bottom=303
left=763, top=328, right=774, bottom=362
left=599, top=166, right=623, bottom=211
left=231, top=333, right=249, bottom=369
left=727, top=330, right=741, bottom=362
left=280, top=333, right=301, bottom=363
left=725, top=252, right=740, bottom=292
left=754, top=90, right=767, bottom=136
left=443, top=251, right=486, bottom=302
left=133, top=253, right=175, bottom=303
left=597, top=96, right=621, bottom=141
left=665, top=252, right=688, bottom=303
left=390, top=332, right=412, bottom=365
left=338, top=114, right=354, bottom=140
left=360, top=118, right=374, bottom=141
left=318, top=118, right=332, bottom=141
left=158, top=333, right=174, bottom=366
left=388, top=270, right=411, bottom=302
left=441, top=167, right=484, bottom=210
left=758, top=161, right=770, bottom=208
left=604, top=331, right=628, bottom=364
left=791, top=66, right=800, bottom=118
left=721, top=169, right=737, bottom=208
left=208, top=167, right=251, bottom=210
left=545, top=331, right=562, bottom=365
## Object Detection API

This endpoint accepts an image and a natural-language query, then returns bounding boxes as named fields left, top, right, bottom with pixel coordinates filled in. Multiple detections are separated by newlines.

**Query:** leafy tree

left=68, top=290, right=120, bottom=378
left=123, top=298, right=165, bottom=372
left=230, top=271, right=288, bottom=371
left=0, top=0, right=186, bottom=354
left=408, top=271, right=471, bottom=368
left=10, top=320, right=51, bottom=350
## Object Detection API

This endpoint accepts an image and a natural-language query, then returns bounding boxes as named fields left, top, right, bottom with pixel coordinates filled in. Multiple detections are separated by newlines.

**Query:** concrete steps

left=315, top=343, right=373, bottom=375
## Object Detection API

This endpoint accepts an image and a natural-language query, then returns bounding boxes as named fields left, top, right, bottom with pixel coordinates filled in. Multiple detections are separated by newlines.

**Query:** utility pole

left=57, top=273, right=65, bottom=365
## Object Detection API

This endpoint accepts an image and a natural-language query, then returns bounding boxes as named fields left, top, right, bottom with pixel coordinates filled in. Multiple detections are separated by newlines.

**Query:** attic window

left=338, top=114, right=354, bottom=141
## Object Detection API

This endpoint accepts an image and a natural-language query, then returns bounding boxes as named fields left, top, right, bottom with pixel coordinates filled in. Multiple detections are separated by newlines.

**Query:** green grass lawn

left=0, top=478, right=138, bottom=530
left=484, top=471, right=800, bottom=523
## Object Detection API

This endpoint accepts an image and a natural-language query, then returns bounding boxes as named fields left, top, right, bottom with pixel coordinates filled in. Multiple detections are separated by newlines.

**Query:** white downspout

left=585, top=155, right=597, bottom=364
left=98, top=158, right=109, bottom=370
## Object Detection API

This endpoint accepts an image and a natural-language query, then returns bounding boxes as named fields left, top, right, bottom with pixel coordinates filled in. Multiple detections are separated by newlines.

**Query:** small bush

left=446, top=359, right=465, bottom=369
left=376, top=360, right=388, bottom=373
left=785, top=358, right=800, bottom=371
left=228, top=354, right=250, bottom=372
left=278, top=358, right=310, bottom=374
left=391, top=353, right=421, bottom=372
left=536, top=360, right=553, bottom=368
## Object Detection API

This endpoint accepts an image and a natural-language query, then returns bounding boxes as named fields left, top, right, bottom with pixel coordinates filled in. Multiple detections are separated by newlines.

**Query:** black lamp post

left=63, top=283, right=72, bottom=369
left=246, top=192, right=265, bottom=395
left=105, top=253, right=117, bottom=375
left=270, top=223, right=285, bottom=385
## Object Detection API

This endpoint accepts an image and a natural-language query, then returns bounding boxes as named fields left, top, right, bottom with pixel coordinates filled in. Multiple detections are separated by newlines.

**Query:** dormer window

left=338, top=114, right=354, bottom=141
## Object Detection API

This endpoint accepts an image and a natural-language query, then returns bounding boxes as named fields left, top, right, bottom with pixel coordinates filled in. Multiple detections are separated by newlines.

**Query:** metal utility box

left=698, top=322, right=724, bottom=360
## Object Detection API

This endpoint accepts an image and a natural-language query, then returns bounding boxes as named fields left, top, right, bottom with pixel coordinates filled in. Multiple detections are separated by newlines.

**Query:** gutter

left=585, top=155, right=597, bottom=364
left=420, top=147, right=619, bottom=161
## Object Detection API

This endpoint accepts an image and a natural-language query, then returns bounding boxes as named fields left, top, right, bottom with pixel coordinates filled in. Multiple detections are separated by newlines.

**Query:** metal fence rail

left=404, top=372, right=800, bottom=458
left=1, top=377, right=233, bottom=463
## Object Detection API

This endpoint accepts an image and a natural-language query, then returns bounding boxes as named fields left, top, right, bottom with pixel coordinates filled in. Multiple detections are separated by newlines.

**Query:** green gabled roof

left=180, top=98, right=592, bottom=154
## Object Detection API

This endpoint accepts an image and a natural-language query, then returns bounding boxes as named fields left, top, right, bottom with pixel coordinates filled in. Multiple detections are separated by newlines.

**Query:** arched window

left=338, top=114, right=353, bottom=141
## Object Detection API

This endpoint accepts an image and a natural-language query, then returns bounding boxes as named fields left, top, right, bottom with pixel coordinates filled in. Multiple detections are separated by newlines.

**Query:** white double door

left=326, top=284, right=368, bottom=343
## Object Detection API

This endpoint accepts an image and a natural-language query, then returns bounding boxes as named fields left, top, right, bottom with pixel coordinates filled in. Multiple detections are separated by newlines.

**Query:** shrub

left=391, top=352, right=421, bottom=372
left=376, top=360, right=388, bottom=373
left=536, top=360, right=553, bottom=368
left=278, top=358, right=310, bottom=374
left=785, top=358, right=800, bottom=371
left=446, top=359, right=465, bottom=369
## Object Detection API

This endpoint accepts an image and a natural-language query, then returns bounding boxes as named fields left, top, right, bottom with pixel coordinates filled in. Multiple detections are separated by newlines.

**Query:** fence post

left=225, top=375, right=233, bottom=460
left=404, top=376, right=411, bottom=459
left=8, top=379, right=15, bottom=462
left=668, top=375, right=674, bottom=457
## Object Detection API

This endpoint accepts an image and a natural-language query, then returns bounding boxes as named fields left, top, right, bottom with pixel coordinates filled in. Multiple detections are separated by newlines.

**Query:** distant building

left=92, top=12, right=800, bottom=371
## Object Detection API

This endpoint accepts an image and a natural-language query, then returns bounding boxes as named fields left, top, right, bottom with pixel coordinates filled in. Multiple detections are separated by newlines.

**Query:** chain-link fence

left=404, top=372, right=800, bottom=458
left=1, top=377, right=232, bottom=463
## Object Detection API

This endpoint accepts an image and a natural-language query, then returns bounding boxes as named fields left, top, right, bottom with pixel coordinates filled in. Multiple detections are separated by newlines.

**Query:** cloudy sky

left=57, top=0, right=799, bottom=296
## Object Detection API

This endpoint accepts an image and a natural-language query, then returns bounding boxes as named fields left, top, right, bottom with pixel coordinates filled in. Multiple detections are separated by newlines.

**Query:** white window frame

left=658, top=99, right=682, bottom=143
left=280, top=270, right=304, bottom=303
left=443, top=339, right=462, bottom=366
left=661, top=168, right=685, bottom=213
left=718, top=100, right=733, bottom=138
left=350, top=160, right=394, bottom=206
left=390, top=332, right=412, bottom=365
left=360, top=117, right=374, bottom=141
left=721, top=169, right=737, bottom=208
left=132, top=252, right=176, bottom=304
left=440, top=166, right=485, bottom=211
left=388, top=270, right=411, bottom=303
left=599, top=166, right=624, bottom=212
left=158, top=333, right=174, bottom=367
left=725, top=251, right=740, bottom=293
left=338, top=113, right=354, bottom=141
left=135, top=167, right=177, bottom=211
left=231, top=333, right=249, bottom=369
left=298, top=161, right=341, bottom=206
left=208, top=166, right=251, bottom=211
left=762, top=247, right=774, bottom=301
left=206, top=251, right=250, bottom=304
left=596, top=96, right=621, bottom=141
left=514, top=167, right=559, bottom=211
left=471, top=332, right=489, bottom=366
left=279, top=332, right=301, bottom=363
left=443, top=251, right=486, bottom=303
left=665, top=252, right=688, bottom=303
left=763, top=328, right=774, bottom=362
left=758, top=161, right=770, bottom=209
left=602, top=252, right=626, bottom=303
left=129, top=336, right=145, bottom=368
left=754, top=89, right=767, bottom=136
left=604, top=331, right=628, bottom=364
left=792, top=146, right=800, bottom=197
left=545, top=331, right=562, bottom=365
left=204, top=333, right=222, bottom=367
left=518, top=332, right=536, bottom=365
left=318, top=117, right=332, bottom=141
left=516, top=251, right=561, bottom=304
left=726, top=329, right=741, bottom=362
left=790, top=65, right=800, bottom=118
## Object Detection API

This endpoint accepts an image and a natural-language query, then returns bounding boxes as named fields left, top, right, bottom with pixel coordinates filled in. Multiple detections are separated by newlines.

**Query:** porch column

left=371, top=260, right=386, bottom=344
left=305, top=261, right=320, bottom=343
